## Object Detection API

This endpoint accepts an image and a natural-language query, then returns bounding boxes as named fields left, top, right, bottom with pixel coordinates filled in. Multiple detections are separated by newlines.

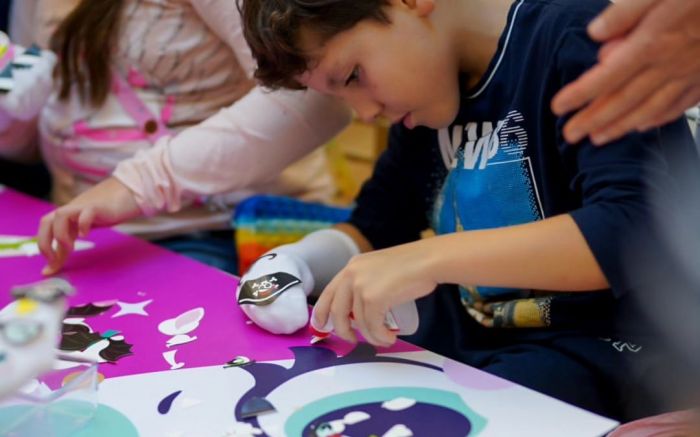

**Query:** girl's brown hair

left=51, top=0, right=126, bottom=107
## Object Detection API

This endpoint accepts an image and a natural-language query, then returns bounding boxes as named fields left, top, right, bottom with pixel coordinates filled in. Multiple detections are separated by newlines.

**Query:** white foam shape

left=343, top=411, right=370, bottom=425
left=158, top=307, right=204, bottom=335
left=18, top=379, right=40, bottom=394
left=166, top=334, right=197, bottom=348
left=382, top=424, right=413, bottom=437
left=73, top=240, right=95, bottom=252
left=111, top=299, right=153, bottom=318
left=162, top=350, right=184, bottom=370
left=327, top=420, right=346, bottom=433
left=0, top=236, right=94, bottom=257
left=382, top=397, right=416, bottom=411
left=224, top=422, right=263, bottom=436
left=54, top=339, right=110, bottom=370
left=63, top=317, right=86, bottom=325
left=178, top=397, right=202, bottom=409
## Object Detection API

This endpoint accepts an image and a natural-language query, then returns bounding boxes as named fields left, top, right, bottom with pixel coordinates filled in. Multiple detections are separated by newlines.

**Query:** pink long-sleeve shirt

left=11, top=0, right=351, bottom=238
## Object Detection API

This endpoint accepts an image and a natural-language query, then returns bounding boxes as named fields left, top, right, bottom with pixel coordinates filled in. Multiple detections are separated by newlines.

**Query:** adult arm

left=551, top=0, right=700, bottom=145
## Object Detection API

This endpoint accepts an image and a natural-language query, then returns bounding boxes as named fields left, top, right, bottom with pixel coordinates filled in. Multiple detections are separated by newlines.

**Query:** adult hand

left=551, top=0, right=700, bottom=145
left=312, top=240, right=437, bottom=347
left=37, top=177, right=141, bottom=275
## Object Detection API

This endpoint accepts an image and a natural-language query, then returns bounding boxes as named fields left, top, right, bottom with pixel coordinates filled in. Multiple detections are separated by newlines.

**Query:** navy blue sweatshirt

left=349, top=0, right=700, bottom=331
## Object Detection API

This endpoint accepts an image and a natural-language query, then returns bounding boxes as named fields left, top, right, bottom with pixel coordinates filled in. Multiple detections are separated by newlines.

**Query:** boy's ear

left=397, top=0, right=435, bottom=16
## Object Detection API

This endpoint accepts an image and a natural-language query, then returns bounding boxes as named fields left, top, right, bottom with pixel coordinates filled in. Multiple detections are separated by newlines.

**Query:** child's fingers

left=77, top=208, right=96, bottom=237
left=311, top=282, right=334, bottom=331
left=352, top=298, right=383, bottom=347
left=328, top=280, right=356, bottom=344
left=52, top=208, right=78, bottom=249
left=40, top=209, right=79, bottom=276
left=363, top=301, right=395, bottom=348
left=43, top=243, right=72, bottom=276
left=37, top=212, right=57, bottom=262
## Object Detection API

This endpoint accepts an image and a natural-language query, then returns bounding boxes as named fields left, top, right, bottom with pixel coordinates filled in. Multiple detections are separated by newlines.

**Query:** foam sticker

left=382, top=397, right=417, bottom=411
left=162, top=350, right=184, bottom=370
left=237, top=272, right=301, bottom=306
left=382, top=424, right=413, bottom=437
left=223, top=422, right=263, bottom=436
left=0, top=235, right=94, bottom=258
left=158, top=390, right=182, bottom=414
left=343, top=411, right=370, bottom=425
left=240, top=397, right=276, bottom=419
left=224, top=356, right=253, bottom=368
left=67, top=301, right=116, bottom=318
left=111, top=299, right=153, bottom=318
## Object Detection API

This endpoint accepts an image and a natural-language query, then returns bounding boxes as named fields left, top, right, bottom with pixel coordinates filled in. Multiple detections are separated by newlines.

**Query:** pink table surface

left=0, top=188, right=418, bottom=379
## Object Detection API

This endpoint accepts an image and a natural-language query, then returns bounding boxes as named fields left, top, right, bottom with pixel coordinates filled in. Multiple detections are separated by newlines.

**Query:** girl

left=1, top=0, right=350, bottom=274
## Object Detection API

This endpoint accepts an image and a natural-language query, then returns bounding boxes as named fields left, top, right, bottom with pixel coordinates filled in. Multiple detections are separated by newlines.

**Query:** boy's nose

left=348, top=96, right=382, bottom=123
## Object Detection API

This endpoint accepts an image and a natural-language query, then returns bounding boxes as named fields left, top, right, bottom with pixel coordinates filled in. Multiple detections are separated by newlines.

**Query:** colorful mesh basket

left=232, top=195, right=352, bottom=274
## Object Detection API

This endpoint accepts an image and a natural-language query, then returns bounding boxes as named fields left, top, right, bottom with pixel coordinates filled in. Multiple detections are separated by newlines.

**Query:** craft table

left=0, top=186, right=618, bottom=436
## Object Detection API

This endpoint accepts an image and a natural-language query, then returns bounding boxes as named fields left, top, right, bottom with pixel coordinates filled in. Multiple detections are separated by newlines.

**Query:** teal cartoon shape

left=286, top=386, right=487, bottom=436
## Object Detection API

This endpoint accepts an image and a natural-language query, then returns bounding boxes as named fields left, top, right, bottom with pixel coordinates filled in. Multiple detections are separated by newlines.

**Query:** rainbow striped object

left=233, top=195, right=352, bottom=274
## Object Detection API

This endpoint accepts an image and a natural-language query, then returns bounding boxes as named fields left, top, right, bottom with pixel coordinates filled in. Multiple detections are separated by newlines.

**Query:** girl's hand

left=38, top=177, right=141, bottom=275
left=312, top=239, right=438, bottom=347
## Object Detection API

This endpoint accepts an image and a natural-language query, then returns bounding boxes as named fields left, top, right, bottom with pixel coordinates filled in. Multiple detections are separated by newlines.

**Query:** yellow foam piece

left=16, top=298, right=38, bottom=315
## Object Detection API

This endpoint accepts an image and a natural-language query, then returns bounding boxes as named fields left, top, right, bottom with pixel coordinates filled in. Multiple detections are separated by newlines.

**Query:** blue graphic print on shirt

left=434, top=110, right=542, bottom=299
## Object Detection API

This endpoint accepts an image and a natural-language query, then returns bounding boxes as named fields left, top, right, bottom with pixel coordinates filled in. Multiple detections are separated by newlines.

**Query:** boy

left=236, top=0, right=699, bottom=421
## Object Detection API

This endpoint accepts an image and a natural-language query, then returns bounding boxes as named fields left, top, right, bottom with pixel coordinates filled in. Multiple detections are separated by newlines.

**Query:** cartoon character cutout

left=56, top=320, right=133, bottom=369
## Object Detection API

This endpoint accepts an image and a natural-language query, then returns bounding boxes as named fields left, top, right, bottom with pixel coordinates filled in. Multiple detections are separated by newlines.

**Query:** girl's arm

left=111, top=0, right=351, bottom=214
left=112, top=87, right=351, bottom=215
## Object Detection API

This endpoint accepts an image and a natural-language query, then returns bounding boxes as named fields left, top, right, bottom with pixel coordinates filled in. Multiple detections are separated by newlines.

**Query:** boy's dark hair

left=238, top=0, right=390, bottom=90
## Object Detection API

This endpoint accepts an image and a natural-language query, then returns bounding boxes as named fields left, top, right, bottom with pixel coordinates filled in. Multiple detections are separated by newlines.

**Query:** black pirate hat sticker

left=238, top=272, right=302, bottom=306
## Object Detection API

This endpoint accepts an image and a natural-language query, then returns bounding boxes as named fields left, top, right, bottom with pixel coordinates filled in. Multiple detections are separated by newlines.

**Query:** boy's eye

left=344, top=66, right=360, bottom=86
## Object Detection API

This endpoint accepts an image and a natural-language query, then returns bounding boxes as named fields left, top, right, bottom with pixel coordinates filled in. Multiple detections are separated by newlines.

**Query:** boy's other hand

left=551, top=0, right=700, bottom=145
left=313, top=240, right=437, bottom=348
left=37, top=177, right=141, bottom=275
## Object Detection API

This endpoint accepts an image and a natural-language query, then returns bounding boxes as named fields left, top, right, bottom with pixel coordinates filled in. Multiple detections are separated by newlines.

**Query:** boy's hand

left=312, top=241, right=437, bottom=348
left=236, top=250, right=314, bottom=334
left=38, top=177, right=141, bottom=275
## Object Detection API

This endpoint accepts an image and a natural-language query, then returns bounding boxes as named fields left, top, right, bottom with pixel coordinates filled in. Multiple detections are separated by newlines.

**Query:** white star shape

left=111, top=299, right=153, bottom=318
